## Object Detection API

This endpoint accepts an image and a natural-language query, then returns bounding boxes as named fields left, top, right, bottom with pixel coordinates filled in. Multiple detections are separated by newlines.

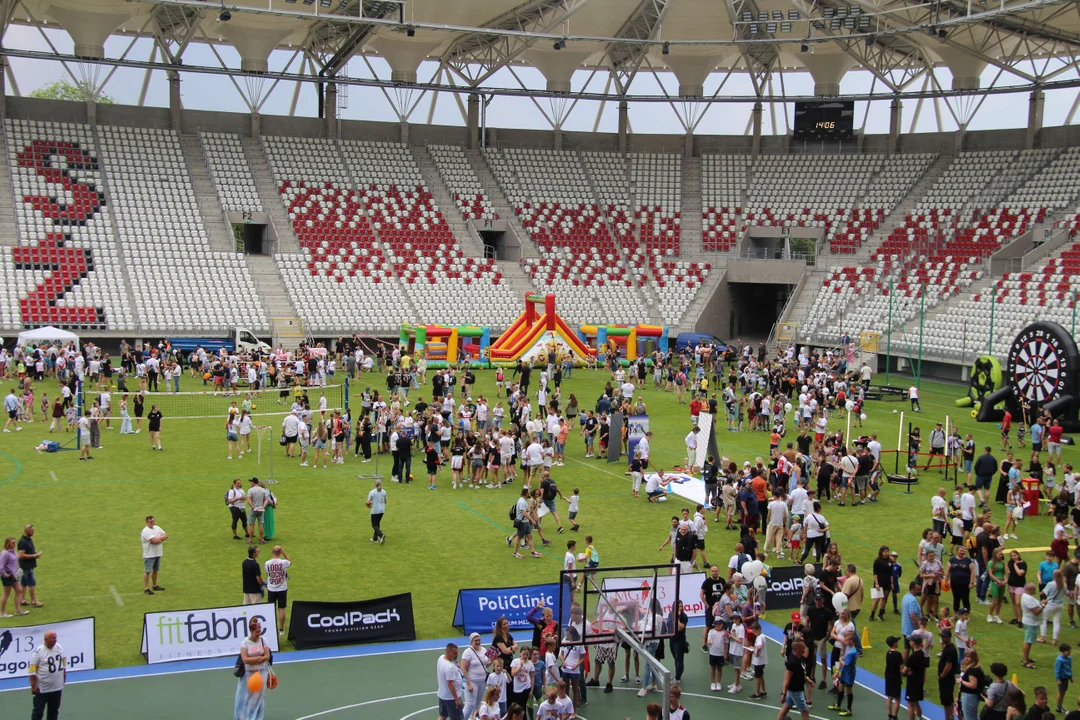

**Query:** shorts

left=854, top=475, right=868, bottom=491
left=267, top=589, right=288, bottom=608
left=517, top=521, right=532, bottom=539
left=745, top=514, right=759, bottom=528
left=923, top=583, right=939, bottom=597
left=754, top=664, right=765, bottom=678
left=451, top=456, right=464, bottom=470
left=248, top=509, right=265, bottom=525
left=285, top=435, right=297, bottom=445
left=438, top=699, right=464, bottom=720
left=544, top=499, right=557, bottom=513
left=1058, top=679, right=1070, bottom=696
left=709, top=654, right=726, bottom=667
left=815, top=433, right=824, bottom=443
left=20, top=568, right=36, bottom=587
left=569, top=511, right=577, bottom=521
left=940, top=680, right=956, bottom=707
left=143, top=556, right=161, bottom=573
left=227, top=432, right=238, bottom=442
left=784, top=690, right=808, bottom=712
left=1033, top=442, right=1043, bottom=452
left=815, top=637, right=829, bottom=657
left=313, top=439, right=325, bottom=449
left=695, top=538, right=706, bottom=550
left=975, top=475, right=992, bottom=490
left=964, top=459, right=974, bottom=473
left=1, top=575, right=14, bottom=588
left=930, top=447, right=944, bottom=456
left=1049, top=442, right=1062, bottom=455
left=1024, top=623, right=1039, bottom=644
left=962, top=519, right=974, bottom=532
left=7, top=409, right=17, bottom=419
left=242, top=593, right=263, bottom=606
left=471, top=458, right=484, bottom=469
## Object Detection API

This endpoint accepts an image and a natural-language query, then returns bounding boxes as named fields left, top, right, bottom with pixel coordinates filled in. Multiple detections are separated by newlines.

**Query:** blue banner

left=452, top=583, right=561, bottom=635
left=627, top=413, right=650, bottom=467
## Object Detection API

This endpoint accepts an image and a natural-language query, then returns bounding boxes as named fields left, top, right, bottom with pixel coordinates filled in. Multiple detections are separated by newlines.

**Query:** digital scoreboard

left=793, top=101, right=855, bottom=141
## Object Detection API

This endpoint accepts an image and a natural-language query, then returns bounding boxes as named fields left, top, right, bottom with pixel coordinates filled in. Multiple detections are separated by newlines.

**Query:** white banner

left=141, top=603, right=279, bottom=664
left=0, top=617, right=96, bottom=678
left=600, top=572, right=708, bottom=619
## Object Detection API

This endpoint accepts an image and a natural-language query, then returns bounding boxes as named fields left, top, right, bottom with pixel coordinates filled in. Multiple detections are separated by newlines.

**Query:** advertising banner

left=627, top=414, right=650, bottom=466
left=141, top=603, right=278, bottom=664
left=452, top=583, right=560, bottom=634
left=601, top=573, right=706, bottom=619
left=288, top=593, right=415, bottom=650
left=0, top=617, right=96, bottom=678
left=766, top=564, right=816, bottom=610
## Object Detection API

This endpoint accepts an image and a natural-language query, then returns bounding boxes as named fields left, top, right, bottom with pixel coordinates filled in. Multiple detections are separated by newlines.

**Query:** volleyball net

left=80, top=382, right=348, bottom=421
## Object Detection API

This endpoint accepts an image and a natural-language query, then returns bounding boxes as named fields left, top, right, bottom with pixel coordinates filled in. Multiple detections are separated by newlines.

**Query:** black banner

left=287, top=593, right=416, bottom=650
left=766, top=564, right=821, bottom=610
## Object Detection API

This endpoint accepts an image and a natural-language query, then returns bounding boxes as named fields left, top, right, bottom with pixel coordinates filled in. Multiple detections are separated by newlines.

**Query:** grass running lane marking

left=49, top=471, right=58, bottom=482
left=109, top=586, right=124, bottom=607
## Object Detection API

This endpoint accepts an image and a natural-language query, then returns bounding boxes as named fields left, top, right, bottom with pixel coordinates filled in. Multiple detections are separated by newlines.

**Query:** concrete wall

left=724, top=259, right=808, bottom=285
left=695, top=270, right=731, bottom=339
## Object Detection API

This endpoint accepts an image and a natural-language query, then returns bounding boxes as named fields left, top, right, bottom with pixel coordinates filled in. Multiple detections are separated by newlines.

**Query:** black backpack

left=509, top=503, right=520, bottom=526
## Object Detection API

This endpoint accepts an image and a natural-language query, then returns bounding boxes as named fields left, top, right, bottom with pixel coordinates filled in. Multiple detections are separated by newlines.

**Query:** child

left=937, top=607, right=953, bottom=635
left=723, top=481, right=738, bottom=529
left=890, top=551, right=903, bottom=614
left=727, top=614, right=746, bottom=694
left=564, top=541, right=578, bottom=598
left=955, top=607, right=970, bottom=664
left=787, top=518, right=802, bottom=564
left=884, top=635, right=903, bottom=720
left=1005, top=485, right=1022, bottom=539
left=487, top=658, right=509, bottom=716
left=830, top=630, right=858, bottom=716
left=756, top=553, right=772, bottom=614
left=554, top=680, right=575, bottom=720
left=707, top=617, right=727, bottom=691
left=584, top=536, right=599, bottom=570
left=568, top=488, right=580, bottom=532
left=950, top=514, right=965, bottom=557
left=536, top=687, right=561, bottom=720
left=912, top=617, right=934, bottom=658
left=477, top=686, right=502, bottom=720
left=747, top=619, right=769, bottom=699
left=1056, top=643, right=1073, bottom=714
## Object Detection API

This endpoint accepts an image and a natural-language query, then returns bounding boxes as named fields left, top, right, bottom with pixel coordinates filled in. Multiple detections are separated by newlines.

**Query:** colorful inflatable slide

left=489, top=293, right=595, bottom=366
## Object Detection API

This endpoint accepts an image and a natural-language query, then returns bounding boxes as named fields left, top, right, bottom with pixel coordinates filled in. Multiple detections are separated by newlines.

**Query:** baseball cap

left=957, top=608, right=969, bottom=616
left=889, top=551, right=898, bottom=557
left=791, top=612, right=802, bottom=623
left=713, top=617, right=723, bottom=625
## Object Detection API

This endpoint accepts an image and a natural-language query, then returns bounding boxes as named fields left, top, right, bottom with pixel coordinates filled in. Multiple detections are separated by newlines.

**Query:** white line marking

left=397, top=707, right=437, bottom=720
left=49, top=471, right=58, bottom=482
left=613, top=687, right=834, bottom=720
left=108, top=586, right=124, bottom=607
left=292, top=691, right=436, bottom=720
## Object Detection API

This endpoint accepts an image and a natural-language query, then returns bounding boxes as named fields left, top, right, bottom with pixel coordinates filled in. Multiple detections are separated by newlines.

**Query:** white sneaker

left=15, top=427, right=21, bottom=431
left=300, top=462, right=308, bottom=467
left=711, top=683, right=719, bottom=691
left=995, top=615, right=1004, bottom=624
left=728, top=685, right=741, bottom=694
left=637, top=688, right=648, bottom=698
left=452, top=482, right=458, bottom=489
left=3, top=429, right=9, bottom=433
left=987, top=615, right=995, bottom=623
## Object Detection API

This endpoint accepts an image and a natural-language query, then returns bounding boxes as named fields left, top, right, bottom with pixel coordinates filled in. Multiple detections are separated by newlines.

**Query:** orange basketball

left=247, top=671, right=263, bottom=693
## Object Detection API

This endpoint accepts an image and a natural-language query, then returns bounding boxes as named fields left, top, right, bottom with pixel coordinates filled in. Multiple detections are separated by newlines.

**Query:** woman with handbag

left=460, top=632, right=492, bottom=720
left=235, top=617, right=273, bottom=720
left=669, top=600, right=689, bottom=684
left=0, top=537, right=27, bottom=617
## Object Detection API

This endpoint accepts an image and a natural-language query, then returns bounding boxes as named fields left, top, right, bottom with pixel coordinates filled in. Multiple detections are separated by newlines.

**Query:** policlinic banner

left=288, top=593, right=415, bottom=650
left=141, top=603, right=279, bottom=664
left=452, top=583, right=560, bottom=634
left=0, top=617, right=96, bottom=678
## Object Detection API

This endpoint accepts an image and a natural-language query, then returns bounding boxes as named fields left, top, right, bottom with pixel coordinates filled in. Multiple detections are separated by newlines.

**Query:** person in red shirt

left=1000, top=410, right=1012, bottom=451
left=751, top=472, right=769, bottom=533
left=1047, top=418, right=1065, bottom=465
left=689, top=396, right=702, bottom=423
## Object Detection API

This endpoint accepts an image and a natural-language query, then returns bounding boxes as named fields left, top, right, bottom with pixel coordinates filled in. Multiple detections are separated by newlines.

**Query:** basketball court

left=0, top=620, right=946, bottom=720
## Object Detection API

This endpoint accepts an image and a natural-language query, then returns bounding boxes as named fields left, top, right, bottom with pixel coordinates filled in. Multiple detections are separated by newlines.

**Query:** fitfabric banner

left=141, top=603, right=279, bottom=664
left=0, top=617, right=96, bottom=678
left=452, top=583, right=560, bottom=634
left=288, top=593, right=416, bottom=650
left=626, top=414, right=650, bottom=466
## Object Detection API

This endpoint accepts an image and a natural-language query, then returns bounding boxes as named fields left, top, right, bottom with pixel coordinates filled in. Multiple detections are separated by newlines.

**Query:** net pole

left=895, top=409, right=904, bottom=475
left=76, top=379, right=82, bottom=451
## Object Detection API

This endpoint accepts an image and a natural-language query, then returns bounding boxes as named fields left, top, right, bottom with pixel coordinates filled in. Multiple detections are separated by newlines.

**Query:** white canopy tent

left=16, top=326, right=80, bottom=351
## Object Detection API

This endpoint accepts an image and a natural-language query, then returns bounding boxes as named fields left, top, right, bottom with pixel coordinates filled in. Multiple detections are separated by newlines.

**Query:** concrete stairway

left=242, top=138, right=300, bottom=254
left=181, top=134, right=236, bottom=254
left=0, top=127, right=19, bottom=247
left=677, top=261, right=727, bottom=333
left=778, top=267, right=829, bottom=344
left=848, top=154, right=955, bottom=264
left=466, top=148, right=538, bottom=258
left=413, top=147, right=486, bottom=258
left=245, top=253, right=298, bottom=323
left=680, top=156, right=703, bottom=256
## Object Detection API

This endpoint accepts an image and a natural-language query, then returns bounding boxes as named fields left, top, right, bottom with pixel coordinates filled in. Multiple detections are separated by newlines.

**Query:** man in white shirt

left=931, top=488, right=949, bottom=537
left=789, top=479, right=809, bottom=521
left=685, top=426, right=699, bottom=471
left=525, top=439, right=544, bottom=486
left=367, top=479, right=387, bottom=544
left=959, top=485, right=977, bottom=541
left=437, top=643, right=464, bottom=720
left=264, top=545, right=292, bottom=634
left=909, top=385, right=921, bottom=412
left=620, top=380, right=635, bottom=402
left=281, top=410, right=300, bottom=458
left=141, top=515, right=168, bottom=595
left=29, top=630, right=65, bottom=718
left=766, top=491, right=789, bottom=558
left=644, top=472, right=668, bottom=503
left=867, top=434, right=882, bottom=463
left=3, top=389, right=20, bottom=432
left=637, top=432, right=652, bottom=464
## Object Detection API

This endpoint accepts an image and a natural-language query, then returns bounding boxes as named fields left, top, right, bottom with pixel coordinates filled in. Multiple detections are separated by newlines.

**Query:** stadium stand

left=701, top=155, right=748, bottom=252
left=427, top=144, right=498, bottom=224
left=200, top=132, right=263, bottom=213
left=2, top=119, right=134, bottom=331
left=97, top=125, right=267, bottom=334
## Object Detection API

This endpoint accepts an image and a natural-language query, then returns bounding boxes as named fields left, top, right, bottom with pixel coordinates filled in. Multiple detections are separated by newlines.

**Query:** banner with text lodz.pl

left=452, top=583, right=560, bottom=634
left=288, top=594, right=415, bottom=650
left=141, top=603, right=279, bottom=665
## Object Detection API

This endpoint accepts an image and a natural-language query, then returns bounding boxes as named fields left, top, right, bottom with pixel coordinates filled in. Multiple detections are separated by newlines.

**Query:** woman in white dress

left=119, top=395, right=133, bottom=435
left=234, top=617, right=271, bottom=720
left=460, top=632, right=491, bottom=720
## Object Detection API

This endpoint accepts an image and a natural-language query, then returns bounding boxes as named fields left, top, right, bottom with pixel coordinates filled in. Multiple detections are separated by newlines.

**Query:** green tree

left=29, top=79, right=115, bottom=104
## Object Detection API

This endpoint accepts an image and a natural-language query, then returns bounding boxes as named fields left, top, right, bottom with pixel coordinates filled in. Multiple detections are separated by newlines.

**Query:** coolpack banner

left=626, top=414, right=650, bottom=466
left=288, top=593, right=415, bottom=650
left=766, top=564, right=818, bottom=610
left=141, top=603, right=279, bottom=664
left=453, top=583, right=560, bottom=634
left=0, top=617, right=96, bottom=678
left=601, top=573, right=706, bottom=619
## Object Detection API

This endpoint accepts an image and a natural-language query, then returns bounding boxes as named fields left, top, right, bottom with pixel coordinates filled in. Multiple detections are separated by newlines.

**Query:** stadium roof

left=5, top=0, right=1080, bottom=105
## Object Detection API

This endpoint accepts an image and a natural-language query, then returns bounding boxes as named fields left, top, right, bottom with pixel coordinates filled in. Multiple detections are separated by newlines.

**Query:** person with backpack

left=226, top=478, right=248, bottom=541
left=506, top=488, right=541, bottom=559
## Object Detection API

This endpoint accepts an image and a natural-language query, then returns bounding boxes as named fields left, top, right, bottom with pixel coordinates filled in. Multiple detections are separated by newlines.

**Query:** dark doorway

left=480, top=229, right=504, bottom=260
left=728, top=283, right=793, bottom=340
left=233, top=223, right=268, bottom=255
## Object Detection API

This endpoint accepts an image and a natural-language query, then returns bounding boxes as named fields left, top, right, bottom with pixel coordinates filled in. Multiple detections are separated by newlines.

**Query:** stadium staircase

left=675, top=264, right=726, bottom=335
left=680, top=156, right=703, bottom=257
left=243, top=137, right=299, bottom=254
left=182, top=134, right=239, bottom=253
left=465, top=148, right=538, bottom=258
left=89, top=122, right=140, bottom=326
left=0, top=129, right=17, bottom=247
left=245, top=253, right=301, bottom=342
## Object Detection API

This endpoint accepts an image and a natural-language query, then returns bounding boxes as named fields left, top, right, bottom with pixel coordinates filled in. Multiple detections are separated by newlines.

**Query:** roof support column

left=888, top=97, right=902, bottom=155
left=751, top=100, right=763, bottom=158
left=250, top=112, right=261, bottom=140
left=325, top=82, right=338, bottom=139
left=554, top=126, right=563, bottom=151
left=618, top=99, right=629, bottom=154
left=1026, top=86, right=1044, bottom=150
left=467, top=93, right=480, bottom=150
left=168, top=68, right=182, bottom=132
left=684, top=128, right=693, bottom=160
left=0, top=57, right=7, bottom=119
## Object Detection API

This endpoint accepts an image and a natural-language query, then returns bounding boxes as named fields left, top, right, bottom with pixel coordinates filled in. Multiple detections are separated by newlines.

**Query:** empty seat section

left=701, top=155, right=747, bottom=252
left=200, top=132, right=263, bottom=213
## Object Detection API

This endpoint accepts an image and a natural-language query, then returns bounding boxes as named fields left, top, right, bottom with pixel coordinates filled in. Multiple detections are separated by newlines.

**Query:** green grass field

left=0, top=369, right=1072, bottom=695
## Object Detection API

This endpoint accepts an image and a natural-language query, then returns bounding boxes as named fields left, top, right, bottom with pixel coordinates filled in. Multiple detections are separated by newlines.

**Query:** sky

left=4, top=24, right=1079, bottom=138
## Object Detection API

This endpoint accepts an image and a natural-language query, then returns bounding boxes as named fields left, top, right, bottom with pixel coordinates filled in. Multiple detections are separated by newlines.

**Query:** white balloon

left=832, top=591, right=849, bottom=612
left=860, top=413, right=868, bottom=421
left=743, top=560, right=764, bottom=581
left=893, top=409, right=898, bottom=414
left=753, top=575, right=767, bottom=590
left=784, top=403, right=793, bottom=413
left=845, top=400, right=855, bottom=411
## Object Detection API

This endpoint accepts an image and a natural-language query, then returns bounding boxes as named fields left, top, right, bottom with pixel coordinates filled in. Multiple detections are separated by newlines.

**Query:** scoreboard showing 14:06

left=793, top=100, right=855, bottom=141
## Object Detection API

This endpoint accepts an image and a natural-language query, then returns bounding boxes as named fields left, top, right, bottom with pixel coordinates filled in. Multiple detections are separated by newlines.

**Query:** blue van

left=674, top=332, right=732, bottom=356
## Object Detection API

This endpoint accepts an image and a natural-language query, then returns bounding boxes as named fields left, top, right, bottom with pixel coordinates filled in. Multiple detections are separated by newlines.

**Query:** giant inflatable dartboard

left=978, top=321, right=1080, bottom=431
